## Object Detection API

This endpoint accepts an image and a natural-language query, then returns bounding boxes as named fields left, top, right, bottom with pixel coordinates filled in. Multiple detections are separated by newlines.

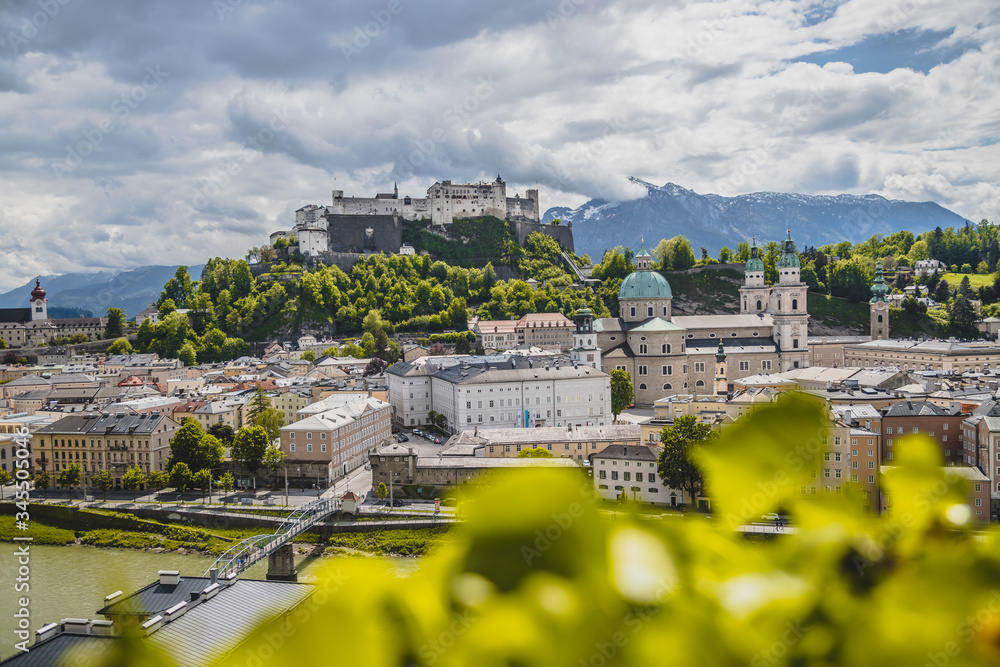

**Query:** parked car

left=433, top=437, right=441, bottom=444
left=396, top=434, right=409, bottom=442
left=413, top=429, right=422, bottom=437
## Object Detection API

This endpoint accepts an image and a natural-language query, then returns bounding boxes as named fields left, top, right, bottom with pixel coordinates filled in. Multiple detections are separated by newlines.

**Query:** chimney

left=158, top=570, right=180, bottom=586
left=201, top=583, right=221, bottom=601
left=90, top=620, right=115, bottom=637
left=61, top=618, right=90, bottom=635
left=141, top=615, right=164, bottom=635
left=164, top=601, right=188, bottom=622
left=209, top=568, right=218, bottom=585
left=36, top=623, right=60, bottom=643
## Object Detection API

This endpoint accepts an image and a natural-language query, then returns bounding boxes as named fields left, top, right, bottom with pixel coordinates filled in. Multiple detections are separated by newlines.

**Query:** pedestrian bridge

left=204, top=496, right=339, bottom=580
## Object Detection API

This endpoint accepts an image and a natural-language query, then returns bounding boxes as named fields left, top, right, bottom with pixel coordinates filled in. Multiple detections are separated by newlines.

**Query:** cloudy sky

left=0, top=0, right=998, bottom=290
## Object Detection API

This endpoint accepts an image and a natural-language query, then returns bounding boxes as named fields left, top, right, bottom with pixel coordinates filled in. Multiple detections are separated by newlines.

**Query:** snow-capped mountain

left=544, top=178, right=969, bottom=259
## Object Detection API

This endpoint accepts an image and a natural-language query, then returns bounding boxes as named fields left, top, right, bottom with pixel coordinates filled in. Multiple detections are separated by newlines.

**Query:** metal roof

left=98, top=576, right=212, bottom=617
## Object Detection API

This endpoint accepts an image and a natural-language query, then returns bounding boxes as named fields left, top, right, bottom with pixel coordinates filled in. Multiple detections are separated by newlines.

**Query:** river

left=0, top=544, right=327, bottom=659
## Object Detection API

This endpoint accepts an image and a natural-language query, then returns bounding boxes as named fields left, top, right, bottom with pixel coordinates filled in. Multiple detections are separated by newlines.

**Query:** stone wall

left=512, top=220, right=575, bottom=253
left=325, top=214, right=402, bottom=254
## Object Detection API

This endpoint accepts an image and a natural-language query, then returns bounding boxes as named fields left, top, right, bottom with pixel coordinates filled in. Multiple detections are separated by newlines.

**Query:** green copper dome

left=745, top=238, right=765, bottom=272
left=870, top=259, right=889, bottom=303
left=618, top=269, right=673, bottom=300
left=777, top=229, right=800, bottom=268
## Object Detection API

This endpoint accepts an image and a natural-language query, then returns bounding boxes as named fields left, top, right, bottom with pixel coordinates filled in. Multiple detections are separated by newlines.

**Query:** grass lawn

left=941, top=273, right=994, bottom=289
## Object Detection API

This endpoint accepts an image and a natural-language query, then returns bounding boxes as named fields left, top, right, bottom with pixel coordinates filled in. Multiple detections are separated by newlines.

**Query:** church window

left=638, top=366, right=647, bottom=376
left=639, top=344, right=647, bottom=354
left=739, top=361, right=749, bottom=371
left=792, top=299, right=798, bottom=310
left=663, top=384, right=672, bottom=390
left=630, top=307, right=636, bottom=318
left=647, top=306, right=654, bottom=317
left=793, top=339, right=799, bottom=348
left=756, top=300, right=762, bottom=310
left=639, top=384, right=646, bottom=390
left=877, top=315, right=883, bottom=323
left=663, top=307, right=668, bottom=316
left=694, top=362, right=705, bottom=373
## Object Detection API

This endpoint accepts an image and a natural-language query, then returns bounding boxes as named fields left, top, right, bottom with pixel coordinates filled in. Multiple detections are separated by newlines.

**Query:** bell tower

left=714, top=341, right=728, bottom=396
left=870, top=259, right=890, bottom=341
left=771, top=230, right=809, bottom=371
left=30, top=278, right=47, bottom=322
left=740, top=238, right=770, bottom=315
left=570, top=307, right=601, bottom=371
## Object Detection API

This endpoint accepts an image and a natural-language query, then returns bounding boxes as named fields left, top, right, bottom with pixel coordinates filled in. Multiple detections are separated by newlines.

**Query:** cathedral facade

left=589, top=234, right=810, bottom=406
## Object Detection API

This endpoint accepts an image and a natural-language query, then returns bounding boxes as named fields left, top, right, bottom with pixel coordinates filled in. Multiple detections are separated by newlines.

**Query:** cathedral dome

left=618, top=270, right=673, bottom=300
left=30, top=278, right=45, bottom=301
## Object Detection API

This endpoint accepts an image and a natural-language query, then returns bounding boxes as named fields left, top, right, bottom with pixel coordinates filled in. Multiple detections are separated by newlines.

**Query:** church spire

left=870, top=259, right=889, bottom=303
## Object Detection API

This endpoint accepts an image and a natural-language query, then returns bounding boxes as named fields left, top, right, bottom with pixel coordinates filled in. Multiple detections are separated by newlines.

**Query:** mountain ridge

left=544, top=178, right=970, bottom=259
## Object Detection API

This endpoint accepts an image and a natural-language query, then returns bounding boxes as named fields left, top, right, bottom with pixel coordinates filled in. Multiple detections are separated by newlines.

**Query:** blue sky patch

left=793, top=28, right=977, bottom=74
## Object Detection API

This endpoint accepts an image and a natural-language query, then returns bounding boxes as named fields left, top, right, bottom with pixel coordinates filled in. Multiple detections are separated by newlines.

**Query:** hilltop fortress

left=271, top=175, right=544, bottom=258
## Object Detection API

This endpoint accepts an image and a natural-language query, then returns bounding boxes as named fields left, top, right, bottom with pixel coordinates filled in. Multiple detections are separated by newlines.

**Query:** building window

left=761, top=360, right=771, bottom=371
left=611, top=471, right=618, bottom=480
left=638, top=365, right=647, bottom=376
left=639, top=384, right=647, bottom=390
left=663, top=384, right=672, bottom=390
left=647, top=306, right=654, bottom=317
left=639, top=344, right=648, bottom=354
left=739, top=361, right=749, bottom=371
left=630, top=307, right=636, bottom=318
left=599, top=470, right=606, bottom=479
left=290, top=443, right=295, bottom=452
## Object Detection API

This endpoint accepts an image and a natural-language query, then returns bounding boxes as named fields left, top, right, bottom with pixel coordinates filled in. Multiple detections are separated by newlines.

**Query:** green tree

left=57, top=463, right=81, bottom=495
left=104, top=307, right=126, bottom=339
left=207, top=423, right=235, bottom=448
left=935, top=279, right=952, bottom=303
left=178, top=341, right=198, bottom=366
left=106, top=337, right=134, bottom=356
left=232, top=426, right=270, bottom=487
left=122, top=465, right=146, bottom=502
left=219, top=472, right=235, bottom=503
left=610, top=369, right=634, bottom=422
left=168, top=419, right=223, bottom=472
left=262, top=444, right=287, bottom=488
left=377, top=482, right=388, bottom=501
left=193, top=468, right=212, bottom=503
left=718, top=246, right=732, bottom=263
left=959, top=275, right=973, bottom=297
left=246, top=387, right=272, bottom=426
left=170, top=462, right=192, bottom=496
left=949, top=295, right=978, bottom=338
left=92, top=469, right=114, bottom=502
left=828, top=257, right=874, bottom=302
left=147, top=470, right=168, bottom=499
left=34, top=470, right=50, bottom=500
left=0, top=468, right=10, bottom=499
left=159, top=266, right=194, bottom=309
left=256, top=409, right=285, bottom=443
left=657, top=415, right=714, bottom=507
left=301, top=350, right=316, bottom=362
left=517, top=447, right=553, bottom=458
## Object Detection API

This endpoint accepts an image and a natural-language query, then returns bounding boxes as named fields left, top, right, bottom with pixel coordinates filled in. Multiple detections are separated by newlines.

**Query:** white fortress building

left=271, top=175, right=540, bottom=257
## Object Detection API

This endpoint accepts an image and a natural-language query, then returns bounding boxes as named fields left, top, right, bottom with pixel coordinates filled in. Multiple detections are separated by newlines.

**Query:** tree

left=718, top=246, right=732, bottom=263
left=104, top=307, right=126, bottom=340
left=301, top=350, right=316, bottom=362
left=246, top=387, right=272, bottom=426
left=219, top=472, right=235, bottom=503
left=178, top=341, right=198, bottom=366
left=935, top=279, right=952, bottom=303
left=193, top=469, right=212, bottom=503
left=34, top=470, right=50, bottom=500
left=657, top=415, right=714, bottom=507
left=122, top=465, right=146, bottom=502
left=364, top=357, right=388, bottom=377
left=376, top=482, right=388, bottom=501
left=57, top=464, right=81, bottom=496
left=950, top=295, right=978, bottom=338
left=147, top=470, right=168, bottom=499
left=262, top=444, right=287, bottom=488
left=517, top=447, right=553, bottom=458
left=106, top=337, right=134, bottom=356
left=610, top=369, right=634, bottom=422
left=828, top=258, right=874, bottom=302
left=0, top=468, right=10, bottom=500
left=208, top=423, right=235, bottom=448
left=256, top=409, right=285, bottom=443
left=959, top=275, right=973, bottom=297
left=232, top=426, right=270, bottom=487
left=168, top=419, right=224, bottom=472
left=159, top=266, right=194, bottom=309
left=170, top=462, right=192, bottom=496
left=93, top=469, right=114, bottom=502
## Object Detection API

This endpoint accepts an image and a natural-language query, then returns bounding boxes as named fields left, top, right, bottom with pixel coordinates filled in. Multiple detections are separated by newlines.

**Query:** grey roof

left=146, top=579, right=313, bottom=666
left=444, top=425, right=639, bottom=447
left=0, top=308, right=30, bottom=324
left=592, top=444, right=658, bottom=461
left=848, top=338, right=1000, bottom=355
left=36, top=412, right=172, bottom=436
left=0, top=634, right=117, bottom=666
left=883, top=400, right=961, bottom=417
left=98, top=576, right=211, bottom=617
left=685, top=338, right=779, bottom=355
left=671, top=313, right=773, bottom=329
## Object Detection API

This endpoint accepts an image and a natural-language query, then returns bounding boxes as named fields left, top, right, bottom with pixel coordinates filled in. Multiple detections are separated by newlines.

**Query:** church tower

left=570, top=307, right=601, bottom=370
left=771, top=230, right=809, bottom=371
left=30, top=278, right=47, bottom=322
left=714, top=340, right=728, bottom=396
left=740, top=238, right=770, bottom=315
left=870, top=259, right=890, bottom=341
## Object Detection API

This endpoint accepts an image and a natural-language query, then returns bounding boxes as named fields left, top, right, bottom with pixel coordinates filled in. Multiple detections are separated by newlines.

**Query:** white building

left=915, top=259, right=947, bottom=276
left=592, top=444, right=682, bottom=506
left=387, top=356, right=611, bottom=432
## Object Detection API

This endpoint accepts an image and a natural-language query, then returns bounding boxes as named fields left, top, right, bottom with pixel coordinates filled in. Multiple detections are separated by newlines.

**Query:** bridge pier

left=266, top=543, right=298, bottom=582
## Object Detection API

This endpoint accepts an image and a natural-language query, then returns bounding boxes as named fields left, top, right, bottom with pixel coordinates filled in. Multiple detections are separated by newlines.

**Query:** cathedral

left=572, top=233, right=810, bottom=406
left=0, top=279, right=106, bottom=349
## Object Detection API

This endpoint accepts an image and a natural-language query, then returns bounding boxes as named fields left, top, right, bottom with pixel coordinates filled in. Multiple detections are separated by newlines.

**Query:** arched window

left=663, top=384, right=672, bottom=390
left=695, top=380, right=705, bottom=387
left=877, top=315, right=883, bottom=323
left=792, top=298, right=798, bottom=310
left=756, top=300, right=762, bottom=310
left=639, top=383, right=647, bottom=390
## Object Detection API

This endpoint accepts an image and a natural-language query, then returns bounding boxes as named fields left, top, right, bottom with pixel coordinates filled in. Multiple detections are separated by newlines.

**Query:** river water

left=0, top=544, right=326, bottom=659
